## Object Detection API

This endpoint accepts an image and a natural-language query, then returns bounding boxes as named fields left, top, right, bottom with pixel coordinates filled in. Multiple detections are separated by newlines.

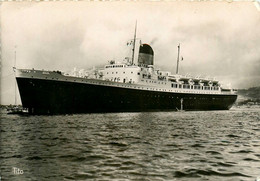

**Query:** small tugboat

left=7, top=105, right=28, bottom=115
left=14, top=24, right=237, bottom=114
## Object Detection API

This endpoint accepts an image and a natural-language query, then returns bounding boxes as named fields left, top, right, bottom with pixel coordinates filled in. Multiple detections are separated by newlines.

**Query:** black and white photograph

left=1, top=1, right=260, bottom=180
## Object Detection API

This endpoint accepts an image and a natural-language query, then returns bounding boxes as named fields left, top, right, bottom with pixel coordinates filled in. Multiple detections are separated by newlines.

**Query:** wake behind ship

left=15, top=27, right=237, bottom=115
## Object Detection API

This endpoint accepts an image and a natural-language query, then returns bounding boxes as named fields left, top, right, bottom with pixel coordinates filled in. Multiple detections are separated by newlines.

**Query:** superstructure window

left=172, top=83, right=177, bottom=88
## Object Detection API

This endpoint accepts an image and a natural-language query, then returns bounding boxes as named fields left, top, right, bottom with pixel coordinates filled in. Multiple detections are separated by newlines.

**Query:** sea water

left=0, top=107, right=260, bottom=181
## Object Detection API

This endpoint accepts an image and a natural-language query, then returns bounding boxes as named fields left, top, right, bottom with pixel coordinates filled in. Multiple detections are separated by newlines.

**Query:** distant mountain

left=238, top=87, right=260, bottom=99
left=236, top=86, right=260, bottom=106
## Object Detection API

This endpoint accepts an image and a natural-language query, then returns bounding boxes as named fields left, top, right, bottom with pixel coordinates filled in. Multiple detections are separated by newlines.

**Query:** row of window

left=107, top=71, right=134, bottom=74
left=145, top=80, right=167, bottom=85
left=143, top=95, right=219, bottom=100
left=21, top=70, right=31, bottom=73
left=172, top=83, right=219, bottom=90
left=105, top=65, right=124, bottom=68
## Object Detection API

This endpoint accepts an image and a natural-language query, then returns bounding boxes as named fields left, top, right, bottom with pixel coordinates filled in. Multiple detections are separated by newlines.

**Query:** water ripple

left=1, top=108, right=260, bottom=180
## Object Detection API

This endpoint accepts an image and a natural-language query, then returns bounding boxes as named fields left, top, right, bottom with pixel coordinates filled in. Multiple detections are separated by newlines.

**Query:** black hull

left=16, top=77, right=237, bottom=115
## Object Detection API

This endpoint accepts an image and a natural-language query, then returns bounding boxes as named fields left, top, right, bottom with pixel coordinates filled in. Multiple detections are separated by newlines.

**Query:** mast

left=14, top=45, right=17, bottom=105
left=131, top=21, right=137, bottom=65
left=176, top=43, right=180, bottom=74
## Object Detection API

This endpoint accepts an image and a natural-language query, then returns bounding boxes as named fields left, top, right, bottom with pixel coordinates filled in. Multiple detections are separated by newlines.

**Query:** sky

left=1, top=2, right=260, bottom=105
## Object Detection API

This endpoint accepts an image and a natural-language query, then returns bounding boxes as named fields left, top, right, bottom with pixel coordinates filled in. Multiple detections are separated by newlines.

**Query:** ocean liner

left=15, top=25, right=237, bottom=114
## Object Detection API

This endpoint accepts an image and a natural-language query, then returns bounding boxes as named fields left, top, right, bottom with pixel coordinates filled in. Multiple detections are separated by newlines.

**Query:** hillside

left=236, top=86, right=260, bottom=106
left=238, top=87, right=260, bottom=99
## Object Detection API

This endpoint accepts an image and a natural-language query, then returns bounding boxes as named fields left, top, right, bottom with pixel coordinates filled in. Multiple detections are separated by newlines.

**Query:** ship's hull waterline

left=16, top=77, right=237, bottom=115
